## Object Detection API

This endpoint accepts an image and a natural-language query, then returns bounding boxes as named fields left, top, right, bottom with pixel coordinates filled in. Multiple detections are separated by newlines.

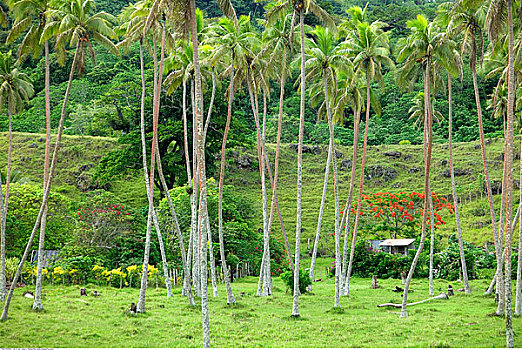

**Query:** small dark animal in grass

left=80, top=288, right=87, bottom=296
left=392, top=286, right=403, bottom=293
left=92, top=290, right=99, bottom=297
left=23, top=291, right=34, bottom=299
left=130, top=302, right=137, bottom=315
left=313, top=279, right=322, bottom=282
left=447, top=284, right=454, bottom=296
left=240, top=292, right=245, bottom=297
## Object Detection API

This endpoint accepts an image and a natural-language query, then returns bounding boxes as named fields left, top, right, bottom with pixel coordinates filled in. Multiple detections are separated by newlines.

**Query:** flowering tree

left=351, top=191, right=454, bottom=239
left=75, top=190, right=133, bottom=249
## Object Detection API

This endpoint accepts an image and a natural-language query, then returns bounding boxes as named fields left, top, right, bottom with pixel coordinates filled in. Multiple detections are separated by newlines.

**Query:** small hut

left=378, top=239, right=415, bottom=256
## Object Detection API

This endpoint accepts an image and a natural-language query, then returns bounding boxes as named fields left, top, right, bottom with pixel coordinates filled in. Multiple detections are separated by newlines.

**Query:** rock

left=335, top=150, right=344, bottom=159
left=383, top=151, right=401, bottom=159
left=340, top=159, right=352, bottom=170
left=20, top=157, right=31, bottom=162
left=236, top=154, right=253, bottom=169
left=229, top=150, right=239, bottom=158
left=442, top=168, right=472, bottom=177
left=365, top=165, right=398, bottom=182
left=403, top=154, right=412, bottom=160
left=240, top=179, right=248, bottom=185
left=288, top=144, right=321, bottom=154
left=78, top=164, right=94, bottom=172
left=496, top=153, right=504, bottom=161
left=490, top=180, right=502, bottom=195
left=392, top=182, right=402, bottom=188
left=474, top=144, right=481, bottom=150
left=29, top=143, right=38, bottom=148
left=37, top=137, right=44, bottom=142
left=409, top=167, right=421, bottom=174
left=440, top=159, right=448, bottom=166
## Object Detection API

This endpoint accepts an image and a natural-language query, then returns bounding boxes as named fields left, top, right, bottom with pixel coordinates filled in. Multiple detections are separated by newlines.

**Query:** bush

left=399, top=140, right=411, bottom=145
left=280, top=269, right=311, bottom=294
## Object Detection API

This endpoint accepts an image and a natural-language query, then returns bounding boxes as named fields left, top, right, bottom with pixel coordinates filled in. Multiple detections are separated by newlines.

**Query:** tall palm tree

left=342, top=19, right=393, bottom=296
left=207, top=13, right=258, bottom=303
left=1, top=0, right=117, bottom=321
left=395, top=14, right=444, bottom=317
left=6, top=0, right=53, bottom=310
left=446, top=0, right=505, bottom=310
left=0, top=51, right=33, bottom=302
left=486, top=0, right=516, bottom=344
left=267, top=0, right=336, bottom=318
left=301, top=25, right=351, bottom=305
left=260, top=10, right=296, bottom=272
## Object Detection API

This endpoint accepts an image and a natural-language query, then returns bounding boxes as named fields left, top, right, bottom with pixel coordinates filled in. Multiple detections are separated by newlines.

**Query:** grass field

left=0, top=258, right=518, bottom=348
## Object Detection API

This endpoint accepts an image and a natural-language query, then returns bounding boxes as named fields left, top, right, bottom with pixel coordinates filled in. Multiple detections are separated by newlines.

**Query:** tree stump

left=371, top=275, right=380, bottom=289
left=401, top=271, right=407, bottom=284
left=447, top=284, right=454, bottom=296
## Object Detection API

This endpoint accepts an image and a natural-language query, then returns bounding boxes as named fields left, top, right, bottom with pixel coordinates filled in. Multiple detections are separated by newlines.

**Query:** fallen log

left=377, top=292, right=449, bottom=308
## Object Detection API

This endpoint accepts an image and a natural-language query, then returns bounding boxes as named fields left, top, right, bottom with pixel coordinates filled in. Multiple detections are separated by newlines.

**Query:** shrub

left=399, top=140, right=411, bottom=145
left=280, top=269, right=310, bottom=294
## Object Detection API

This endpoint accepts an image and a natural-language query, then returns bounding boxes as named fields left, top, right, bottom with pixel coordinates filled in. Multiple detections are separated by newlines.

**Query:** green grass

left=0, top=258, right=518, bottom=347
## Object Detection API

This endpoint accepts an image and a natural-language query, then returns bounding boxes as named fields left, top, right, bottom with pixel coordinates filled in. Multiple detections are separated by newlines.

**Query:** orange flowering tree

left=350, top=191, right=454, bottom=239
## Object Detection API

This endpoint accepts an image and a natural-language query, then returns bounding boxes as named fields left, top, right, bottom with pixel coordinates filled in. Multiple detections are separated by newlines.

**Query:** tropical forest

left=0, top=0, right=521, bottom=347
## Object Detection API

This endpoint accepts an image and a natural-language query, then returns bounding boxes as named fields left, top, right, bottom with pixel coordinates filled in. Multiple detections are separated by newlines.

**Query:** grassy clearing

left=0, top=257, right=518, bottom=348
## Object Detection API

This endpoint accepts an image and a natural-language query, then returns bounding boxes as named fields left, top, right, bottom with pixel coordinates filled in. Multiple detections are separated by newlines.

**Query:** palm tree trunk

left=447, top=74, right=471, bottom=294
left=345, top=69, right=371, bottom=296
left=504, top=1, right=515, bottom=346
left=33, top=39, right=52, bottom=311
left=138, top=30, right=164, bottom=313
left=309, top=142, right=331, bottom=283
left=515, top=132, right=522, bottom=315
left=217, top=54, right=237, bottom=303
left=0, top=104, right=12, bottom=303
left=291, top=9, right=306, bottom=317
left=428, top=178, right=436, bottom=296
left=246, top=73, right=271, bottom=297
left=190, top=0, right=210, bottom=345
left=341, top=108, right=361, bottom=295
left=190, top=80, right=201, bottom=297
left=1, top=41, right=80, bottom=321
left=324, top=70, right=341, bottom=308
left=0, top=167, right=5, bottom=302
left=400, top=63, right=433, bottom=318
left=470, top=39, right=503, bottom=312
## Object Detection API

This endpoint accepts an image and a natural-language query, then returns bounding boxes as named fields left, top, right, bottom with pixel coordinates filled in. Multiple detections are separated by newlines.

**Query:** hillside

left=2, top=132, right=517, bottom=247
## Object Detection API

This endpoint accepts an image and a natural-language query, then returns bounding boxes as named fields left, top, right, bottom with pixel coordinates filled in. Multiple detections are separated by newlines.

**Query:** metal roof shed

left=379, top=239, right=416, bottom=256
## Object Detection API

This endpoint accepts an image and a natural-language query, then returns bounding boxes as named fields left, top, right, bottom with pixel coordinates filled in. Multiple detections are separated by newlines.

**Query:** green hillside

left=2, top=132, right=516, bottom=248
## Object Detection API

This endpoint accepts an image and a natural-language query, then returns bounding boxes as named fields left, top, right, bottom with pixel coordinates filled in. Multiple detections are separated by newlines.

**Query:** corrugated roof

left=378, top=239, right=415, bottom=247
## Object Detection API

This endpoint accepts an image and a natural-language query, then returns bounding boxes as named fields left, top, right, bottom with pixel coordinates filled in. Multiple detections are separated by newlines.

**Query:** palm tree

left=342, top=19, right=393, bottom=296
left=260, top=10, right=296, bottom=273
left=207, top=12, right=259, bottom=303
left=395, top=14, right=442, bottom=316
left=486, top=0, right=516, bottom=344
left=408, top=92, right=444, bottom=127
left=7, top=0, right=56, bottom=311
left=0, top=51, right=33, bottom=302
left=301, top=25, right=351, bottom=305
left=267, top=0, right=336, bottom=318
left=445, top=0, right=505, bottom=311
left=1, top=0, right=117, bottom=321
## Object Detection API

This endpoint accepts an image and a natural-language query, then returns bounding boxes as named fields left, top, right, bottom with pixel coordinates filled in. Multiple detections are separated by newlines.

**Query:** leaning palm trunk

left=0, top=174, right=5, bottom=303
left=190, top=0, right=210, bottom=345
left=292, top=10, right=306, bottom=317
left=217, top=55, right=236, bottom=303
left=504, top=1, right=515, bottom=346
left=1, top=42, right=80, bottom=321
left=470, top=41, right=503, bottom=312
left=309, top=142, right=332, bottom=283
left=428, top=179, right=436, bottom=296
left=340, top=109, right=361, bottom=295
left=324, top=71, right=341, bottom=308
left=33, top=40, right=52, bottom=311
left=267, top=71, right=293, bottom=271
left=345, top=69, right=372, bottom=296
left=0, top=106, right=13, bottom=302
left=400, top=64, right=433, bottom=318
left=447, top=74, right=471, bottom=294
